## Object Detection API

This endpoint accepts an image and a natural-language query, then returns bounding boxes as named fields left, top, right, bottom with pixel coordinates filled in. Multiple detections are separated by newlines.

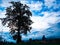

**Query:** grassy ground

left=1, top=41, right=60, bottom=45
left=1, top=43, right=60, bottom=45
left=1, top=38, right=60, bottom=45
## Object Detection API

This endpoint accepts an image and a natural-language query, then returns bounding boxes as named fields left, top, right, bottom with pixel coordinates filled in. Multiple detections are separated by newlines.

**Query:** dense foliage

left=1, top=1, right=33, bottom=43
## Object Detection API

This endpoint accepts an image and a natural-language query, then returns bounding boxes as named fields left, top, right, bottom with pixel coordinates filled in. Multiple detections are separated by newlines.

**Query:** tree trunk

left=17, top=16, right=22, bottom=43
left=17, top=27, right=21, bottom=43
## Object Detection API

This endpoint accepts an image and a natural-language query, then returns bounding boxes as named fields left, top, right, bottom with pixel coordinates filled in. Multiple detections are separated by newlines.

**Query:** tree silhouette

left=42, top=35, right=46, bottom=41
left=0, top=1, right=33, bottom=43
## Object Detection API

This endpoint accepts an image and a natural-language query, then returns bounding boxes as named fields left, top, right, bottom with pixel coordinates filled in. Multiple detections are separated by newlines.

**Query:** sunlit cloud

left=44, top=0, right=55, bottom=8
left=27, top=1, right=43, bottom=11
left=31, top=11, right=60, bottom=31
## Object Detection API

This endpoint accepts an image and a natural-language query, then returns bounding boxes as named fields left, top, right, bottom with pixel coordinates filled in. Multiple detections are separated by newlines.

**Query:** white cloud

left=0, top=10, right=6, bottom=18
left=44, top=0, right=55, bottom=8
left=0, top=0, right=12, bottom=7
left=1, top=0, right=43, bottom=11
left=0, top=10, right=10, bottom=32
left=20, top=0, right=29, bottom=4
left=31, top=11, right=60, bottom=31
left=27, top=1, right=43, bottom=11
left=31, top=16, right=50, bottom=31
left=0, top=0, right=26, bottom=7
left=0, top=20, right=10, bottom=32
left=44, top=0, right=60, bottom=9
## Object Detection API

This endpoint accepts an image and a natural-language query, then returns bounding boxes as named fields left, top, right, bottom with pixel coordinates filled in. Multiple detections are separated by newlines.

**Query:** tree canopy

left=1, top=1, right=33, bottom=43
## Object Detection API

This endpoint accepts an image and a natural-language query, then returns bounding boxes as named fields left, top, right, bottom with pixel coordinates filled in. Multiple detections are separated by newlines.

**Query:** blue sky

left=0, top=0, right=60, bottom=42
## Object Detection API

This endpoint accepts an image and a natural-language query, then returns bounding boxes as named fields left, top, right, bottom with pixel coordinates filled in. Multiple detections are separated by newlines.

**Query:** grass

left=1, top=41, right=60, bottom=45
left=1, top=43, right=60, bottom=45
left=1, top=38, right=60, bottom=45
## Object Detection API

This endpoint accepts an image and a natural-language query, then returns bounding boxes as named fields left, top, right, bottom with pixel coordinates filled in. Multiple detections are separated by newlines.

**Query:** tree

left=1, top=1, right=33, bottom=43
left=42, top=35, right=46, bottom=41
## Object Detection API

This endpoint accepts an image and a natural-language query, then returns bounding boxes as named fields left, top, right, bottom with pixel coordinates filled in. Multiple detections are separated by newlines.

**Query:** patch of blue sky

left=56, top=22, right=60, bottom=28
left=40, top=5, right=49, bottom=12
left=21, top=0, right=38, bottom=4
left=31, top=0, right=44, bottom=3
left=28, top=0, right=39, bottom=2
left=0, top=0, right=2, bottom=4
left=0, top=6, right=5, bottom=11
left=40, top=5, right=60, bottom=13
left=56, top=15, right=60, bottom=17
left=32, top=10, right=40, bottom=15
left=42, top=22, right=60, bottom=38
left=38, top=0, right=60, bottom=13
left=53, top=7, right=60, bottom=12
left=48, top=22, right=60, bottom=31
left=39, top=0, right=44, bottom=3
left=26, top=0, right=44, bottom=4
left=56, top=0, right=60, bottom=4
left=39, top=14, right=44, bottom=17
left=45, top=6, right=60, bottom=12
left=32, top=10, right=44, bottom=17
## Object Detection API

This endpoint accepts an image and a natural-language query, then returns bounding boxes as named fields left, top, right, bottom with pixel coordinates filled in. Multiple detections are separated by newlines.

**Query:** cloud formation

left=0, top=0, right=60, bottom=31
left=0, top=0, right=60, bottom=41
